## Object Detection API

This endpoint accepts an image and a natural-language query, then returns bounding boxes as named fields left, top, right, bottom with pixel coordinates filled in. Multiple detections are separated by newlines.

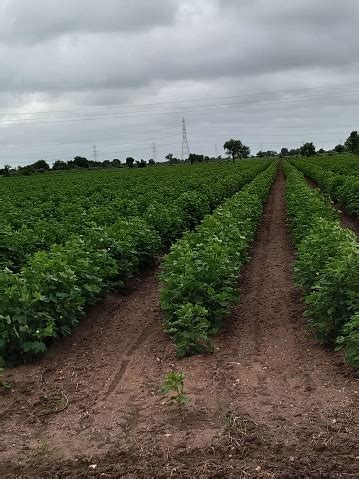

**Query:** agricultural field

left=0, top=159, right=358, bottom=477
left=0, top=160, right=269, bottom=362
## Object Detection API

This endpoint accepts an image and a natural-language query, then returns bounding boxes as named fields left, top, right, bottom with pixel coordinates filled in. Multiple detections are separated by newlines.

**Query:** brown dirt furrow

left=0, top=168, right=358, bottom=478
left=305, top=176, right=359, bottom=236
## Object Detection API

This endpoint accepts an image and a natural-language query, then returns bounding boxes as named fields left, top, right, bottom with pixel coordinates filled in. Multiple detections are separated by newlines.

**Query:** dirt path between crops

left=1, top=168, right=358, bottom=478
left=305, top=176, right=359, bottom=236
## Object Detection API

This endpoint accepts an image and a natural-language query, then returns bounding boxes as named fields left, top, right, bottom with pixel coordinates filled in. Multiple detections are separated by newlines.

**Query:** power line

left=0, top=134, right=181, bottom=160
left=0, top=126, right=180, bottom=152
left=0, top=121, right=356, bottom=154
left=1, top=80, right=359, bottom=117
left=2, top=89, right=359, bottom=126
left=0, top=129, right=352, bottom=162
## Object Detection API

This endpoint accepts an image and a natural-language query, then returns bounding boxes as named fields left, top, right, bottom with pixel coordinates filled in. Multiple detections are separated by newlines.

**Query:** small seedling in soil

left=30, top=439, right=50, bottom=457
left=0, top=361, right=11, bottom=390
left=160, top=371, right=188, bottom=419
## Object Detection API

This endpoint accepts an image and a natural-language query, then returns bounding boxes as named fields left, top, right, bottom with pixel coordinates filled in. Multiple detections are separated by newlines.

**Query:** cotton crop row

left=160, top=162, right=278, bottom=357
left=284, top=162, right=358, bottom=370
left=293, top=157, right=359, bottom=218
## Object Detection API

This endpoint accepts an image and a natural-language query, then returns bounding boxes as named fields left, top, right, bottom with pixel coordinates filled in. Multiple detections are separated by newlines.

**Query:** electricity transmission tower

left=181, top=117, right=190, bottom=161
left=93, top=145, right=98, bottom=162
left=152, top=142, right=157, bottom=162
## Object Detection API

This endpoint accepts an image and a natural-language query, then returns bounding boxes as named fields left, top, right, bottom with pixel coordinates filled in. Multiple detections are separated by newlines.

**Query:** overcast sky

left=0, top=0, right=359, bottom=167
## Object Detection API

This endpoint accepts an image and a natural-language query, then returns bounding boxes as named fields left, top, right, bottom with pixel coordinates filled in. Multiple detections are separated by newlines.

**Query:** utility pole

left=181, top=117, right=190, bottom=161
left=93, top=145, right=98, bottom=162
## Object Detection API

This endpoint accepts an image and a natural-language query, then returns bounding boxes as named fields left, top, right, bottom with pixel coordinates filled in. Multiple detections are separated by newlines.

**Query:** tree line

left=228, top=130, right=359, bottom=159
left=1, top=131, right=358, bottom=176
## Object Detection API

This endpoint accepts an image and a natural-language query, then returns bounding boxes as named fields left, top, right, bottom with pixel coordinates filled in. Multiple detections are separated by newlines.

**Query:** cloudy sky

left=0, top=0, right=359, bottom=167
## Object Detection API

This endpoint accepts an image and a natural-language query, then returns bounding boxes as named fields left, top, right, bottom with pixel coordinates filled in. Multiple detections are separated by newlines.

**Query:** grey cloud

left=1, top=11, right=357, bottom=97
left=218, top=0, right=359, bottom=25
left=0, top=0, right=358, bottom=167
left=0, top=0, right=178, bottom=44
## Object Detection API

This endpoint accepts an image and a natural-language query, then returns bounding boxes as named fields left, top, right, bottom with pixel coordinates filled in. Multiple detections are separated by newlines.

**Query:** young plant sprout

left=160, top=371, right=188, bottom=419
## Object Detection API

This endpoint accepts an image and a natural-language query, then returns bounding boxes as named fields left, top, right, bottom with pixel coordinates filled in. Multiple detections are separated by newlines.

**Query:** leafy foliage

left=160, top=371, right=189, bottom=411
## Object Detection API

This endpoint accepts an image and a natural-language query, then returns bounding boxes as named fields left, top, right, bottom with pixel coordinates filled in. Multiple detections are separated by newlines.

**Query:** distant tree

left=300, top=142, right=316, bottom=157
left=87, top=160, right=98, bottom=168
left=136, top=159, right=147, bottom=168
left=188, top=153, right=204, bottom=164
left=17, top=160, right=49, bottom=175
left=73, top=156, right=89, bottom=168
left=0, top=164, right=11, bottom=176
left=280, top=147, right=289, bottom=157
left=224, top=139, right=241, bottom=162
left=52, top=160, right=69, bottom=170
left=334, top=144, right=345, bottom=153
left=148, top=158, right=156, bottom=166
left=165, top=153, right=181, bottom=165
left=126, top=157, right=135, bottom=168
left=318, top=148, right=325, bottom=154
left=344, top=131, right=359, bottom=154
left=111, top=158, right=122, bottom=168
left=242, top=145, right=250, bottom=158
left=223, top=139, right=250, bottom=162
left=204, top=156, right=209, bottom=162
left=102, top=160, right=112, bottom=168
left=288, top=148, right=300, bottom=156
left=257, top=150, right=277, bottom=158
left=31, top=159, right=50, bottom=171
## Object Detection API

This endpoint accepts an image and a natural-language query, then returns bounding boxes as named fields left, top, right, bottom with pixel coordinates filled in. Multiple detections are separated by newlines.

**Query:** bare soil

left=0, top=169, right=358, bottom=478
